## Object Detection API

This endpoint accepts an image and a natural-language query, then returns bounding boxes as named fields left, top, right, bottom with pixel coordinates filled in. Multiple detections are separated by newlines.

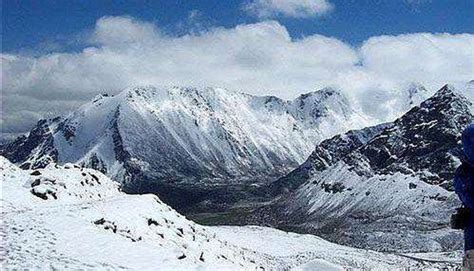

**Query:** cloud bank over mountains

left=2, top=16, right=473, bottom=138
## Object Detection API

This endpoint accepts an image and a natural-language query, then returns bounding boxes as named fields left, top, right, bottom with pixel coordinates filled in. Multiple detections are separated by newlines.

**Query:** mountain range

left=2, top=82, right=473, bottom=254
left=246, top=84, right=473, bottom=252
left=1, top=85, right=375, bottom=211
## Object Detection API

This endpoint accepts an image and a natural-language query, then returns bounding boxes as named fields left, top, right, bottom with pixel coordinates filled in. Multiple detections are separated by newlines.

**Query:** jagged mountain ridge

left=247, top=85, right=473, bottom=252
left=0, top=85, right=372, bottom=210
left=273, top=85, right=472, bottom=193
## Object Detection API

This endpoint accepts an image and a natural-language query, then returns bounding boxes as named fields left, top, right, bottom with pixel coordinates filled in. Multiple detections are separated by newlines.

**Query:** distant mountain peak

left=418, top=83, right=471, bottom=118
left=435, top=83, right=457, bottom=95
left=252, top=84, right=472, bottom=252
left=295, top=87, right=342, bottom=101
left=406, top=83, right=429, bottom=106
left=1, top=84, right=372, bottom=211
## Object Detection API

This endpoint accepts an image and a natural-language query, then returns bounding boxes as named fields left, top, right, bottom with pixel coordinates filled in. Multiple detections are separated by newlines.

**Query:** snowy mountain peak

left=428, top=83, right=474, bottom=106
left=406, top=83, right=429, bottom=106
left=295, top=87, right=341, bottom=101
left=432, top=84, right=457, bottom=97
left=1, top=85, right=372, bottom=211
left=251, top=84, right=472, bottom=252
left=293, top=87, right=346, bottom=109
left=290, top=87, right=360, bottom=125
left=92, top=93, right=113, bottom=103
left=413, top=83, right=472, bottom=130
left=1, top=118, right=60, bottom=169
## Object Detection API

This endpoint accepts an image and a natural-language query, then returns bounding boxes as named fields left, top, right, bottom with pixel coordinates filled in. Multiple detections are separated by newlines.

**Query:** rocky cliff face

left=1, top=118, right=60, bottom=169
left=249, top=85, right=473, bottom=252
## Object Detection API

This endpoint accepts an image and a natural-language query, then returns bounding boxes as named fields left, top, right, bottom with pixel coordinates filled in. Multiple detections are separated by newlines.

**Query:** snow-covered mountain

left=0, top=156, right=461, bottom=269
left=0, top=86, right=372, bottom=210
left=248, top=85, right=473, bottom=252
left=405, top=83, right=430, bottom=107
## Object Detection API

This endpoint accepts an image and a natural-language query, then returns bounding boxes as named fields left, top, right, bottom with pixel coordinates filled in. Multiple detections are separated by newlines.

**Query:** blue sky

left=2, top=0, right=473, bottom=139
left=3, top=0, right=473, bottom=53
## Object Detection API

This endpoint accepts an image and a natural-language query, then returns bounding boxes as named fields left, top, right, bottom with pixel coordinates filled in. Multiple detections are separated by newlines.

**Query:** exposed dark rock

left=147, top=218, right=159, bottom=226
left=30, top=170, right=41, bottom=176
left=30, top=188, right=57, bottom=200
left=94, top=218, right=106, bottom=225
left=199, top=252, right=205, bottom=262
left=90, top=173, right=99, bottom=182
left=0, top=118, right=60, bottom=169
left=30, top=179, right=41, bottom=187
left=30, top=189, right=48, bottom=200
left=271, top=122, right=391, bottom=195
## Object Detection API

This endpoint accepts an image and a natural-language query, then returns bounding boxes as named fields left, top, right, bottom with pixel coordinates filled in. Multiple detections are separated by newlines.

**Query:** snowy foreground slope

left=1, top=156, right=461, bottom=270
left=248, top=85, right=473, bottom=252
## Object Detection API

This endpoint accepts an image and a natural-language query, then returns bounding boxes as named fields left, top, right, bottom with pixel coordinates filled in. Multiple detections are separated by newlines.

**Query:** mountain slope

left=249, top=85, right=473, bottom=252
left=0, top=156, right=461, bottom=269
left=0, top=156, right=279, bottom=269
left=1, top=86, right=372, bottom=211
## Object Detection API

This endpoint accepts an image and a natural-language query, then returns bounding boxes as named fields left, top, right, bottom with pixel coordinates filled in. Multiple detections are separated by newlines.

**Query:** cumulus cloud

left=2, top=16, right=473, bottom=138
left=92, top=16, right=161, bottom=45
left=243, top=0, right=334, bottom=18
left=360, top=33, right=474, bottom=85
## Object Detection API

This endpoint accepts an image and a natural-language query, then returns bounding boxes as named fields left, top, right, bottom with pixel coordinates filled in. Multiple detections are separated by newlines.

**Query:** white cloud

left=2, top=16, right=473, bottom=137
left=360, top=33, right=474, bottom=85
left=92, top=16, right=161, bottom=45
left=243, top=0, right=334, bottom=18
